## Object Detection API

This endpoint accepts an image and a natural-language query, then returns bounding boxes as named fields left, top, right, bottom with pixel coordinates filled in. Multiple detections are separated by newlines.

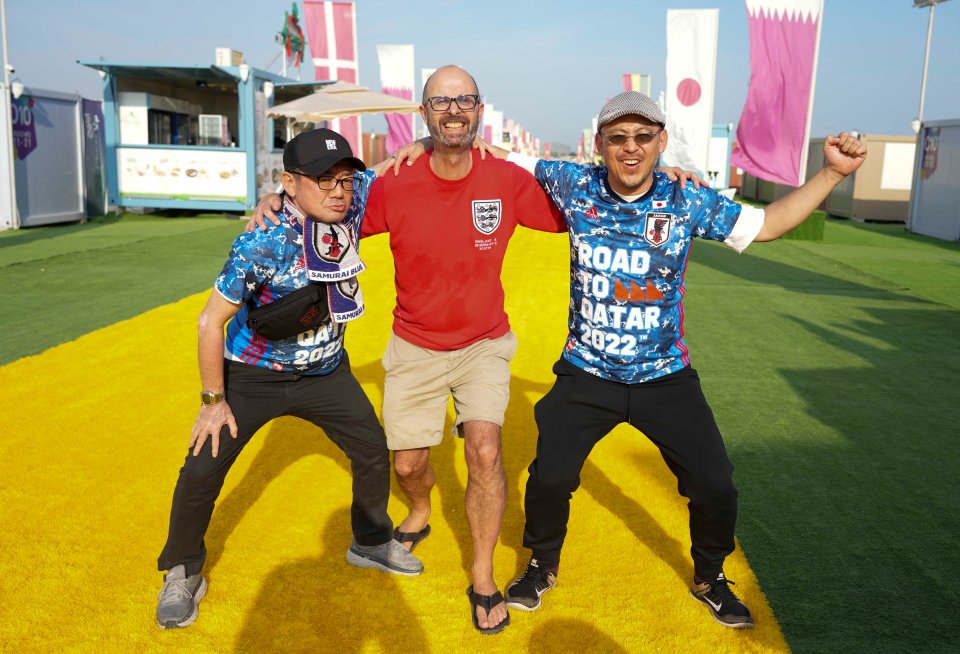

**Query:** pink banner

left=731, top=1, right=822, bottom=187
left=382, top=87, right=414, bottom=152
left=304, top=1, right=360, bottom=155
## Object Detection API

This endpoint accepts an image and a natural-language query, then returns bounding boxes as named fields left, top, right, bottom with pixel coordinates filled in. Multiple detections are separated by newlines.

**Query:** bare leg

left=463, top=420, right=507, bottom=630
left=393, top=447, right=434, bottom=548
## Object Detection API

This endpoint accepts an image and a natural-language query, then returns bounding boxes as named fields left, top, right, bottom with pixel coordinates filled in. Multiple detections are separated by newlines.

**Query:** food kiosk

left=80, top=58, right=328, bottom=213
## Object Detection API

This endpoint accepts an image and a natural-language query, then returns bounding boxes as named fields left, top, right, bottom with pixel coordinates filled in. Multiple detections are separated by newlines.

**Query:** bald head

left=422, top=65, right=480, bottom=101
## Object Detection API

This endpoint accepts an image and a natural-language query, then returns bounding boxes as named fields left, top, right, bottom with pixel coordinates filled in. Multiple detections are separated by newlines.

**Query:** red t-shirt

left=362, top=150, right=565, bottom=350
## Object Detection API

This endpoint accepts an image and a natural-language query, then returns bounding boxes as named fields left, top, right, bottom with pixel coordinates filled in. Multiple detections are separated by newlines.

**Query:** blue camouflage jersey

left=215, top=169, right=374, bottom=375
left=533, top=160, right=759, bottom=384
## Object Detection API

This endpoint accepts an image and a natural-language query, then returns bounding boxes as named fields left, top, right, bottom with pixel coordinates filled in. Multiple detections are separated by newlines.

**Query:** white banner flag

left=663, top=9, right=719, bottom=176
left=419, top=68, right=436, bottom=138
left=376, top=44, right=415, bottom=153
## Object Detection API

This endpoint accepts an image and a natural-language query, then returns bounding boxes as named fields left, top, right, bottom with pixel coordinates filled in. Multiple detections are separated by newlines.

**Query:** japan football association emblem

left=312, top=223, right=351, bottom=263
left=338, top=277, right=359, bottom=299
left=472, top=199, right=502, bottom=235
left=643, top=212, right=673, bottom=247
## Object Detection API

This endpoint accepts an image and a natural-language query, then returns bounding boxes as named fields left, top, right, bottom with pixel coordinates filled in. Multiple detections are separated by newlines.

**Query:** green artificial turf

left=3, top=212, right=959, bottom=652
left=0, top=212, right=245, bottom=365
left=682, top=219, right=960, bottom=652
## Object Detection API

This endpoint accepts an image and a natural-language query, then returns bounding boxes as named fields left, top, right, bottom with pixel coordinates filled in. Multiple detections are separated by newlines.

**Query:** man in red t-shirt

left=253, top=65, right=564, bottom=634
left=361, top=66, right=566, bottom=634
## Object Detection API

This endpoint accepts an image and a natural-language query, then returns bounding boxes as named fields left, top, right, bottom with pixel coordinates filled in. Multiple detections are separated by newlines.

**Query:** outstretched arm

left=754, top=132, right=867, bottom=242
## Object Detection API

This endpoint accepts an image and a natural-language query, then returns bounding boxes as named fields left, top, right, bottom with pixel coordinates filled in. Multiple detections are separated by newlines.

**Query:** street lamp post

left=913, top=0, right=952, bottom=133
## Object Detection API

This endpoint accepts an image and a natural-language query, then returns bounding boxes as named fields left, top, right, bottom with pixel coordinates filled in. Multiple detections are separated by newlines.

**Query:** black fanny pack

left=245, top=284, right=329, bottom=340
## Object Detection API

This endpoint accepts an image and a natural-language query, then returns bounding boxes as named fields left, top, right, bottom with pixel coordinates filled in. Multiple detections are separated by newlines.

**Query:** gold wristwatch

left=200, top=390, right=225, bottom=406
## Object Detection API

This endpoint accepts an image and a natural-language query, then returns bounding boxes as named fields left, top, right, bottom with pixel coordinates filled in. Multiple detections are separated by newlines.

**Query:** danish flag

left=303, top=1, right=361, bottom=154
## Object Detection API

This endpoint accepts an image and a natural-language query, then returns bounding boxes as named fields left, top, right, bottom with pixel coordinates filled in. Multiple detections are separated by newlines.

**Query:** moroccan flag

left=303, top=1, right=361, bottom=156
left=730, top=0, right=824, bottom=186
left=663, top=9, right=719, bottom=176
left=376, top=44, right=415, bottom=154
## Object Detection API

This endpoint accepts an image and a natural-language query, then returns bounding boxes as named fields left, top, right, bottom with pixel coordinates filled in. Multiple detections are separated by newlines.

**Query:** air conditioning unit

left=198, top=114, right=229, bottom=146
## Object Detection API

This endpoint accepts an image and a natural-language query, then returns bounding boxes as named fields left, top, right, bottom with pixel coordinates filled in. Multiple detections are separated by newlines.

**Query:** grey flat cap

left=597, top=91, right=666, bottom=128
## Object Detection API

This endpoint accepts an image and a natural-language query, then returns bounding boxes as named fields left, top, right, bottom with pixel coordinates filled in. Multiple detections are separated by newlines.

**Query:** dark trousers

left=522, top=358, right=738, bottom=581
left=158, top=354, right=392, bottom=576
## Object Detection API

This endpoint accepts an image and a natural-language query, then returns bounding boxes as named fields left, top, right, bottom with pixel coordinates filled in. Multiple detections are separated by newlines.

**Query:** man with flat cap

left=472, top=91, right=867, bottom=629
left=154, top=128, right=423, bottom=630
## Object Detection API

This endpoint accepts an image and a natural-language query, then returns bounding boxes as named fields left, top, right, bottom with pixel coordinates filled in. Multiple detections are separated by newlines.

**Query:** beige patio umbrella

left=266, top=81, right=421, bottom=121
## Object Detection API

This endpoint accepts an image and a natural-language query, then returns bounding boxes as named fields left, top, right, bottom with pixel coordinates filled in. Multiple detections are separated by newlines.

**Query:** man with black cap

left=469, top=91, right=866, bottom=629
left=154, top=128, right=423, bottom=630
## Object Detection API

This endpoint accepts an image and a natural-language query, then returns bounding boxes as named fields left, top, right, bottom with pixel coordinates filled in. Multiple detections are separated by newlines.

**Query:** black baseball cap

left=283, top=128, right=366, bottom=175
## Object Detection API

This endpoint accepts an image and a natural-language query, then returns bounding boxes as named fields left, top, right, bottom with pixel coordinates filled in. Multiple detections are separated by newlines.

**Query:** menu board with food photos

left=116, top=147, right=248, bottom=202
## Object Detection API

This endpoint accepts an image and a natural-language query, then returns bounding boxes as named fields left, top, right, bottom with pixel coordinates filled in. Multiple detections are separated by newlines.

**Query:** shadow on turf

left=201, top=357, right=696, bottom=600
left=527, top=618, right=630, bottom=653
left=234, top=507, right=429, bottom=653
left=718, top=304, right=960, bottom=652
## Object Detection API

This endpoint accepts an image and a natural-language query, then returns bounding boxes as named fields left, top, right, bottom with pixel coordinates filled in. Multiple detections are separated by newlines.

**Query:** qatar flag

left=662, top=9, right=719, bottom=176
left=731, top=0, right=824, bottom=186
left=303, top=1, right=361, bottom=156
left=376, top=44, right=415, bottom=154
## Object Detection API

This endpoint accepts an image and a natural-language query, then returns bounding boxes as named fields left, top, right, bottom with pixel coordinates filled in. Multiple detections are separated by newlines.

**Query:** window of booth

left=116, top=77, right=240, bottom=148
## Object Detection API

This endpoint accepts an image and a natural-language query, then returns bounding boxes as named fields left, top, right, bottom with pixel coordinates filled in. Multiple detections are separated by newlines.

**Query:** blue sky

left=8, top=0, right=959, bottom=147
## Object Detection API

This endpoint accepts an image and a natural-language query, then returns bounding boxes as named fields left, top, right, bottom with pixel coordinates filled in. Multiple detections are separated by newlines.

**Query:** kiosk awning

left=78, top=61, right=241, bottom=82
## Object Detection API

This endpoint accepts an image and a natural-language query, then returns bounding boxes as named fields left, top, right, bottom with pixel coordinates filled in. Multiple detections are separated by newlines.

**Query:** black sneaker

left=505, top=557, right=557, bottom=611
left=690, top=572, right=754, bottom=629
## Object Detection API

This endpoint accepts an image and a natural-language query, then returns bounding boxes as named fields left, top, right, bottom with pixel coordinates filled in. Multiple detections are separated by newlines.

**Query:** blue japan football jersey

left=535, top=161, right=744, bottom=383
left=215, top=169, right=374, bottom=375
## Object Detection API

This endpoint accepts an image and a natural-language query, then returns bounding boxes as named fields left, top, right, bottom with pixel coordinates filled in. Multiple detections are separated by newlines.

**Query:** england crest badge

left=643, top=212, right=673, bottom=247
left=472, top=199, right=502, bottom=235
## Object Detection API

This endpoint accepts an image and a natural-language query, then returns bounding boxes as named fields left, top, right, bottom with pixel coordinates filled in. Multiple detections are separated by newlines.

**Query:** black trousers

left=158, top=354, right=393, bottom=576
left=522, top=358, right=738, bottom=581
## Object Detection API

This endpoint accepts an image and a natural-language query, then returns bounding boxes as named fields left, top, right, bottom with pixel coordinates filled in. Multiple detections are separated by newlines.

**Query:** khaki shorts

left=381, top=331, right=518, bottom=450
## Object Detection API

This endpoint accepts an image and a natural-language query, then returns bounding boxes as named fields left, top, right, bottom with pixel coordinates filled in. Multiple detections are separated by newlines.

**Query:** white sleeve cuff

left=506, top=152, right=541, bottom=175
left=723, top=206, right=765, bottom=253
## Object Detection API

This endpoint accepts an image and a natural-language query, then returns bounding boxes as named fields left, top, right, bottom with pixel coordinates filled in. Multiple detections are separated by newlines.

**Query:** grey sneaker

left=346, top=538, right=424, bottom=576
left=156, top=564, right=208, bottom=629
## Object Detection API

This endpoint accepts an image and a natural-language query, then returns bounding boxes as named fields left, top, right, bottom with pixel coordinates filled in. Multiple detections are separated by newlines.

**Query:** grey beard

left=429, top=121, right=478, bottom=148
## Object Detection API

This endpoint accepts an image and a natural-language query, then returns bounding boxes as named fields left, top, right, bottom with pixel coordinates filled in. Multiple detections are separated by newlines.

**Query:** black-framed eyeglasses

left=423, top=94, right=481, bottom=112
left=602, top=129, right=663, bottom=148
left=296, top=173, right=359, bottom=192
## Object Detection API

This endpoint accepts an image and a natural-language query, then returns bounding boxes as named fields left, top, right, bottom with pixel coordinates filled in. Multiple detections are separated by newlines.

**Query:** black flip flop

left=467, top=585, right=510, bottom=635
left=393, top=524, right=431, bottom=552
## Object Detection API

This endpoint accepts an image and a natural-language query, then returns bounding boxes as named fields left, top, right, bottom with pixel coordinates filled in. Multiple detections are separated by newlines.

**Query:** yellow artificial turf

left=0, top=229, right=790, bottom=653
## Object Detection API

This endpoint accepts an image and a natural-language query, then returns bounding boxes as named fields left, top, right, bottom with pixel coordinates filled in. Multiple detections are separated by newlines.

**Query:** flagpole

left=913, top=0, right=951, bottom=131
left=797, top=0, right=824, bottom=187
left=0, top=0, right=18, bottom=229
